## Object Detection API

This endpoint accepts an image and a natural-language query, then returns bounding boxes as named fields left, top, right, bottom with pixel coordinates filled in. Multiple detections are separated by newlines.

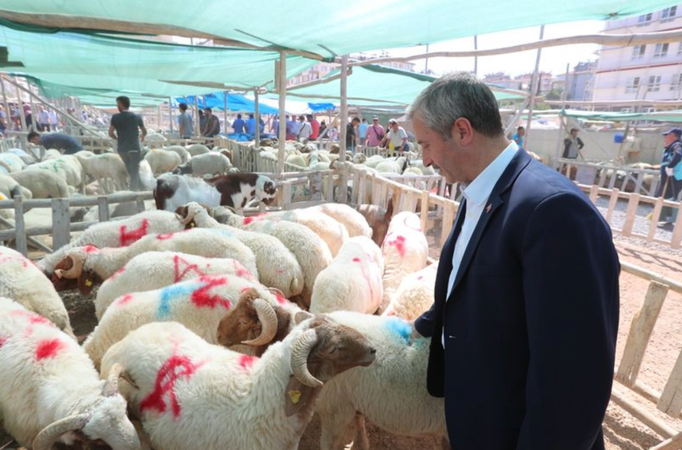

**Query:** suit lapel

left=447, top=149, right=533, bottom=299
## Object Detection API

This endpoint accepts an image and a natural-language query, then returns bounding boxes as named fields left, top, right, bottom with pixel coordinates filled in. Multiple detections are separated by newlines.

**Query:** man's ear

left=453, top=118, right=474, bottom=146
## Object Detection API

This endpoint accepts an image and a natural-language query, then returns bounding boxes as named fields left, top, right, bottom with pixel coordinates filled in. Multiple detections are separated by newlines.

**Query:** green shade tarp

left=561, top=109, right=682, bottom=123
left=285, top=65, right=527, bottom=106
left=0, top=0, right=678, bottom=58
left=0, top=23, right=316, bottom=102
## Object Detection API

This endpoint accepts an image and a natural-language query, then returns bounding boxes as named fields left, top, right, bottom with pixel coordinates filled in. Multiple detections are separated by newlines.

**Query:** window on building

left=648, top=75, right=662, bottom=92
left=638, top=13, right=653, bottom=25
left=632, top=45, right=646, bottom=59
left=672, top=74, right=682, bottom=90
left=661, top=6, right=677, bottom=21
left=625, top=77, right=641, bottom=93
left=621, top=108, right=634, bottom=113
left=643, top=107, right=657, bottom=113
left=654, top=43, right=669, bottom=58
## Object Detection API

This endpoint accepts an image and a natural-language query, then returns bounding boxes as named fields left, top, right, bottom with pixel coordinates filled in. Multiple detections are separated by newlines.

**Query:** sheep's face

left=258, top=178, right=277, bottom=205
left=357, top=201, right=394, bottom=247
left=82, top=395, right=141, bottom=450
left=305, top=317, right=376, bottom=382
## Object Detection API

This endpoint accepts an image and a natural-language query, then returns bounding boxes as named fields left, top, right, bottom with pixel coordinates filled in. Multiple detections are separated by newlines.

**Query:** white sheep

left=173, top=152, right=232, bottom=177
left=0, top=297, right=141, bottom=450
left=311, top=203, right=372, bottom=238
left=75, top=152, right=129, bottom=193
left=26, top=155, right=85, bottom=191
left=85, top=274, right=283, bottom=367
left=177, top=203, right=304, bottom=299
left=37, top=210, right=186, bottom=275
left=217, top=302, right=448, bottom=450
left=163, top=145, right=191, bottom=164
left=375, top=156, right=408, bottom=175
left=0, top=173, right=33, bottom=199
left=100, top=317, right=375, bottom=450
left=212, top=208, right=332, bottom=308
left=382, top=263, right=437, bottom=320
left=186, top=143, right=210, bottom=157
left=144, top=149, right=181, bottom=175
left=310, top=236, right=383, bottom=315
left=379, top=211, right=429, bottom=313
left=0, top=246, right=74, bottom=336
left=0, top=152, right=26, bottom=172
left=10, top=169, right=69, bottom=199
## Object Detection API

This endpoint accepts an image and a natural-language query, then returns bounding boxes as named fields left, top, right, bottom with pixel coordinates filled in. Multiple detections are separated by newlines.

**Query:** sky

left=374, top=20, right=605, bottom=78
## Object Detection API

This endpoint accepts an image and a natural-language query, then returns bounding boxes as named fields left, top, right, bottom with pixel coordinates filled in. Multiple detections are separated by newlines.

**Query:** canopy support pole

left=339, top=55, right=349, bottom=153
left=27, top=79, right=36, bottom=131
left=277, top=51, right=287, bottom=175
left=474, top=36, right=478, bottom=76
left=254, top=89, right=260, bottom=147
left=157, top=105, right=161, bottom=131
left=524, top=25, right=545, bottom=148
left=617, top=121, right=631, bottom=164
left=554, top=63, right=570, bottom=167
left=0, top=78, right=10, bottom=132
left=15, top=78, right=27, bottom=133
left=168, top=98, right=174, bottom=134
left=194, top=96, right=200, bottom=137
left=223, top=91, right=228, bottom=136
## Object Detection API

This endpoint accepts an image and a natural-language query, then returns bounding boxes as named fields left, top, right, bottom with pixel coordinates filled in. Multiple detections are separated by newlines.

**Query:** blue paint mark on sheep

left=206, top=228, right=234, bottom=238
left=384, top=317, right=411, bottom=344
left=157, top=282, right=201, bottom=319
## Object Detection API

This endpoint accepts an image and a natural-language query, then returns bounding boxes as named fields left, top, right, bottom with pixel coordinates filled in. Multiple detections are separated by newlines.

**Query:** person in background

left=513, top=126, right=525, bottom=151
left=0, top=105, right=7, bottom=136
left=286, top=115, right=296, bottom=140
left=198, top=109, right=205, bottom=133
left=382, top=118, right=408, bottom=155
left=232, top=114, right=247, bottom=134
left=358, top=118, right=369, bottom=146
left=346, top=117, right=360, bottom=152
left=48, top=109, right=59, bottom=132
left=177, top=103, right=194, bottom=139
left=410, top=72, right=618, bottom=450
left=319, top=120, right=327, bottom=138
left=28, top=130, right=83, bottom=154
left=297, top=115, right=312, bottom=141
left=258, top=116, right=265, bottom=133
left=329, top=119, right=339, bottom=142
left=366, top=116, right=385, bottom=147
left=37, top=107, right=50, bottom=132
left=657, top=127, right=682, bottom=224
left=272, top=115, right=280, bottom=136
left=563, top=128, right=584, bottom=159
left=246, top=113, right=257, bottom=135
left=308, top=114, right=320, bottom=140
left=109, top=96, right=146, bottom=191
left=201, top=107, right=220, bottom=137
left=24, top=105, right=33, bottom=131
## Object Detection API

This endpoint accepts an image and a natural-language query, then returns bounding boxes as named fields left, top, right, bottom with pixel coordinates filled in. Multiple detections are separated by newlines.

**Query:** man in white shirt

left=37, top=107, right=50, bottom=132
left=48, top=110, right=59, bottom=131
left=410, top=72, right=619, bottom=450
left=382, top=118, right=408, bottom=155
left=297, top=115, right=312, bottom=141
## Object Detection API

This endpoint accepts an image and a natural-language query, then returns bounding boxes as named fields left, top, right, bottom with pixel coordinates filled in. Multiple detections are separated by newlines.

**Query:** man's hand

left=666, top=166, right=674, bottom=176
left=409, top=320, right=424, bottom=343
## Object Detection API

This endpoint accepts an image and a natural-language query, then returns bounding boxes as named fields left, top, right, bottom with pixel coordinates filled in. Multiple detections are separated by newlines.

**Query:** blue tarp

left=176, top=93, right=280, bottom=115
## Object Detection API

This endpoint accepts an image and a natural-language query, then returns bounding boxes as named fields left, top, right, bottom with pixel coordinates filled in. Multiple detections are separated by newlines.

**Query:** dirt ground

left=2, top=234, right=682, bottom=449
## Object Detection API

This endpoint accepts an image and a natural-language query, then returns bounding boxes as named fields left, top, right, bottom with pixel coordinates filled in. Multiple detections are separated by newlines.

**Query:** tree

left=545, top=89, right=563, bottom=101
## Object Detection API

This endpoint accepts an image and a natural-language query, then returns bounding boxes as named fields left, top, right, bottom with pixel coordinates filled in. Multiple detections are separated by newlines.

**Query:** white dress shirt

left=443, top=141, right=518, bottom=347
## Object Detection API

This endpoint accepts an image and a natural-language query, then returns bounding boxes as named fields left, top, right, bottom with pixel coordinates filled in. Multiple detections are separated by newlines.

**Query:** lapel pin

left=486, top=204, right=492, bottom=213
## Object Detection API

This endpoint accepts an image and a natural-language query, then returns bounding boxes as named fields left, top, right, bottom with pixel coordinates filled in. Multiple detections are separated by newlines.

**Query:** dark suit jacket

left=415, top=149, right=619, bottom=449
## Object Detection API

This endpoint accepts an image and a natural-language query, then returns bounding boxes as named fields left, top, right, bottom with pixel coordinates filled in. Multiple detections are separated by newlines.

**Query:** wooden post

left=588, top=185, right=599, bottom=204
left=420, top=190, right=430, bottom=232
left=658, top=348, right=682, bottom=417
left=277, top=51, right=287, bottom=175
left=157, top=105, right=161, bottom=131
left=282, top=182, right=292, bottom=209
left=606, top=188, right=620, bottom=223
left=51, top=198, right=71, bottom=251
left=651, top=433, right=682, bottom=450
left=194, top=96, right=200, bottom=138
left=524, top=25, right=545, bottom=147
left=223, top=91, right=228, bottom=136
left=0, top=77, right=10, bottom=133
left=13, top=195, right=27, bottom=256
left=28, top=80, right=36, bottom=131
left=648, top=197, right=665, bottom=242
left=254, top=89, right=260, bottom=148
left=339, top=55, right=349, bottom=153
left=616, top=280, right=669, bottom=386
left=622, top=193, right=641, bottom=236
left=670, top=202, right=682, bottom=249
left=325, top=171, right=334, bottom=202
left=340, top=162, right=350, bottom=204
left=169, top=98, right=174, bottom=134
left=15, top=77, right=27, bottom=135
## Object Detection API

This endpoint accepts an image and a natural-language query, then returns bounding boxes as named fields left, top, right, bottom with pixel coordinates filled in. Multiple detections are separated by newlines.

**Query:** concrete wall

left=527, top=128, right=666, bottom=165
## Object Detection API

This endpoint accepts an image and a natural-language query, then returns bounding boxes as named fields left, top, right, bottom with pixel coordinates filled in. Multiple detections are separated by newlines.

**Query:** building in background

left=593, top=5, right=682, bottom=111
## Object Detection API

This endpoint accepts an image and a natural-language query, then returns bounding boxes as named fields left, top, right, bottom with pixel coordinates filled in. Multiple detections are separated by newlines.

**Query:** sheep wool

left=382, top=263, right=438, bottom=320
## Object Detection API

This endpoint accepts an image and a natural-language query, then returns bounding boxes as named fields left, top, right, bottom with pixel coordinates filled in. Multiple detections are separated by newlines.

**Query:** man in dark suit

left=410, top=72, right=619, bottom=449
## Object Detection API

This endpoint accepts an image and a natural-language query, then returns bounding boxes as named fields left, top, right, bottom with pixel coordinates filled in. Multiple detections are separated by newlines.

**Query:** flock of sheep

left=0, top=133, right=451, bottom=449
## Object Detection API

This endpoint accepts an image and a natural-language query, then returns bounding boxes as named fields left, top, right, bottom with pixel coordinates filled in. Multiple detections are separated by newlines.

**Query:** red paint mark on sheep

left=0, top=254, right=28, bottom=268
left=35, top=338, right=65, bottom=360
left=116, top=294, right=134, bottom=307
left=83, top=245, right=99, bottom=253
left=156, top=233, right=175, bottom=241
left=242, top=213, right=267, bottom=226
left=352, top=257, right=361, bottom=262
left=233, top=260, right=253, bottom=280
left=140, top=353, right=204, bottom=419
left=275, top=293, right=286, bottom=305
left=238, top=354, right=258, bottom=370
left=387, top=235, right=407, bottom=258
left=191, top=277, right=231, bottom=309
left=0, top=335, right=6, bottom=349
left=119, top=219, right=149, bottom=246
left=110, top=266, right=126, bottom=280
left=417, top=275, right=424, bottom=281
left=173, top=255, right=206, bottom=283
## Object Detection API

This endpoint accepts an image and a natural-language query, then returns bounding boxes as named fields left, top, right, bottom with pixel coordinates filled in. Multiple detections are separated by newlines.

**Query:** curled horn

left=242, top=298, right=278, bottom=346
left=33, top=414, right=91, bottom=450
left=174, top=204, right=194, bottom=226
left=290, top=329, right=323, bottom=388
left=102, top=363, right=126, bottom=397
left=54, top=254, right=84, bottom=280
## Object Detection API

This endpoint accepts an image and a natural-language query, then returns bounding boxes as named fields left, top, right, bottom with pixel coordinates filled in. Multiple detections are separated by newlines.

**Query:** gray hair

left=408, top=72, right=503, bottom=140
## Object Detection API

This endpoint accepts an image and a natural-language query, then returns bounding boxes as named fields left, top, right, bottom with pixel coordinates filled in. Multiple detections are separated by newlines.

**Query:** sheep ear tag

left=284, top=376, right=314, bottom=417
left=78, top=271, right=97, bottom=296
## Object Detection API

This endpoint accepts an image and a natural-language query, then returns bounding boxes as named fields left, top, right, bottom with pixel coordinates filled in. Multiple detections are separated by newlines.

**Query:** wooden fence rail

left=559, top=158, right=662, bottom=197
